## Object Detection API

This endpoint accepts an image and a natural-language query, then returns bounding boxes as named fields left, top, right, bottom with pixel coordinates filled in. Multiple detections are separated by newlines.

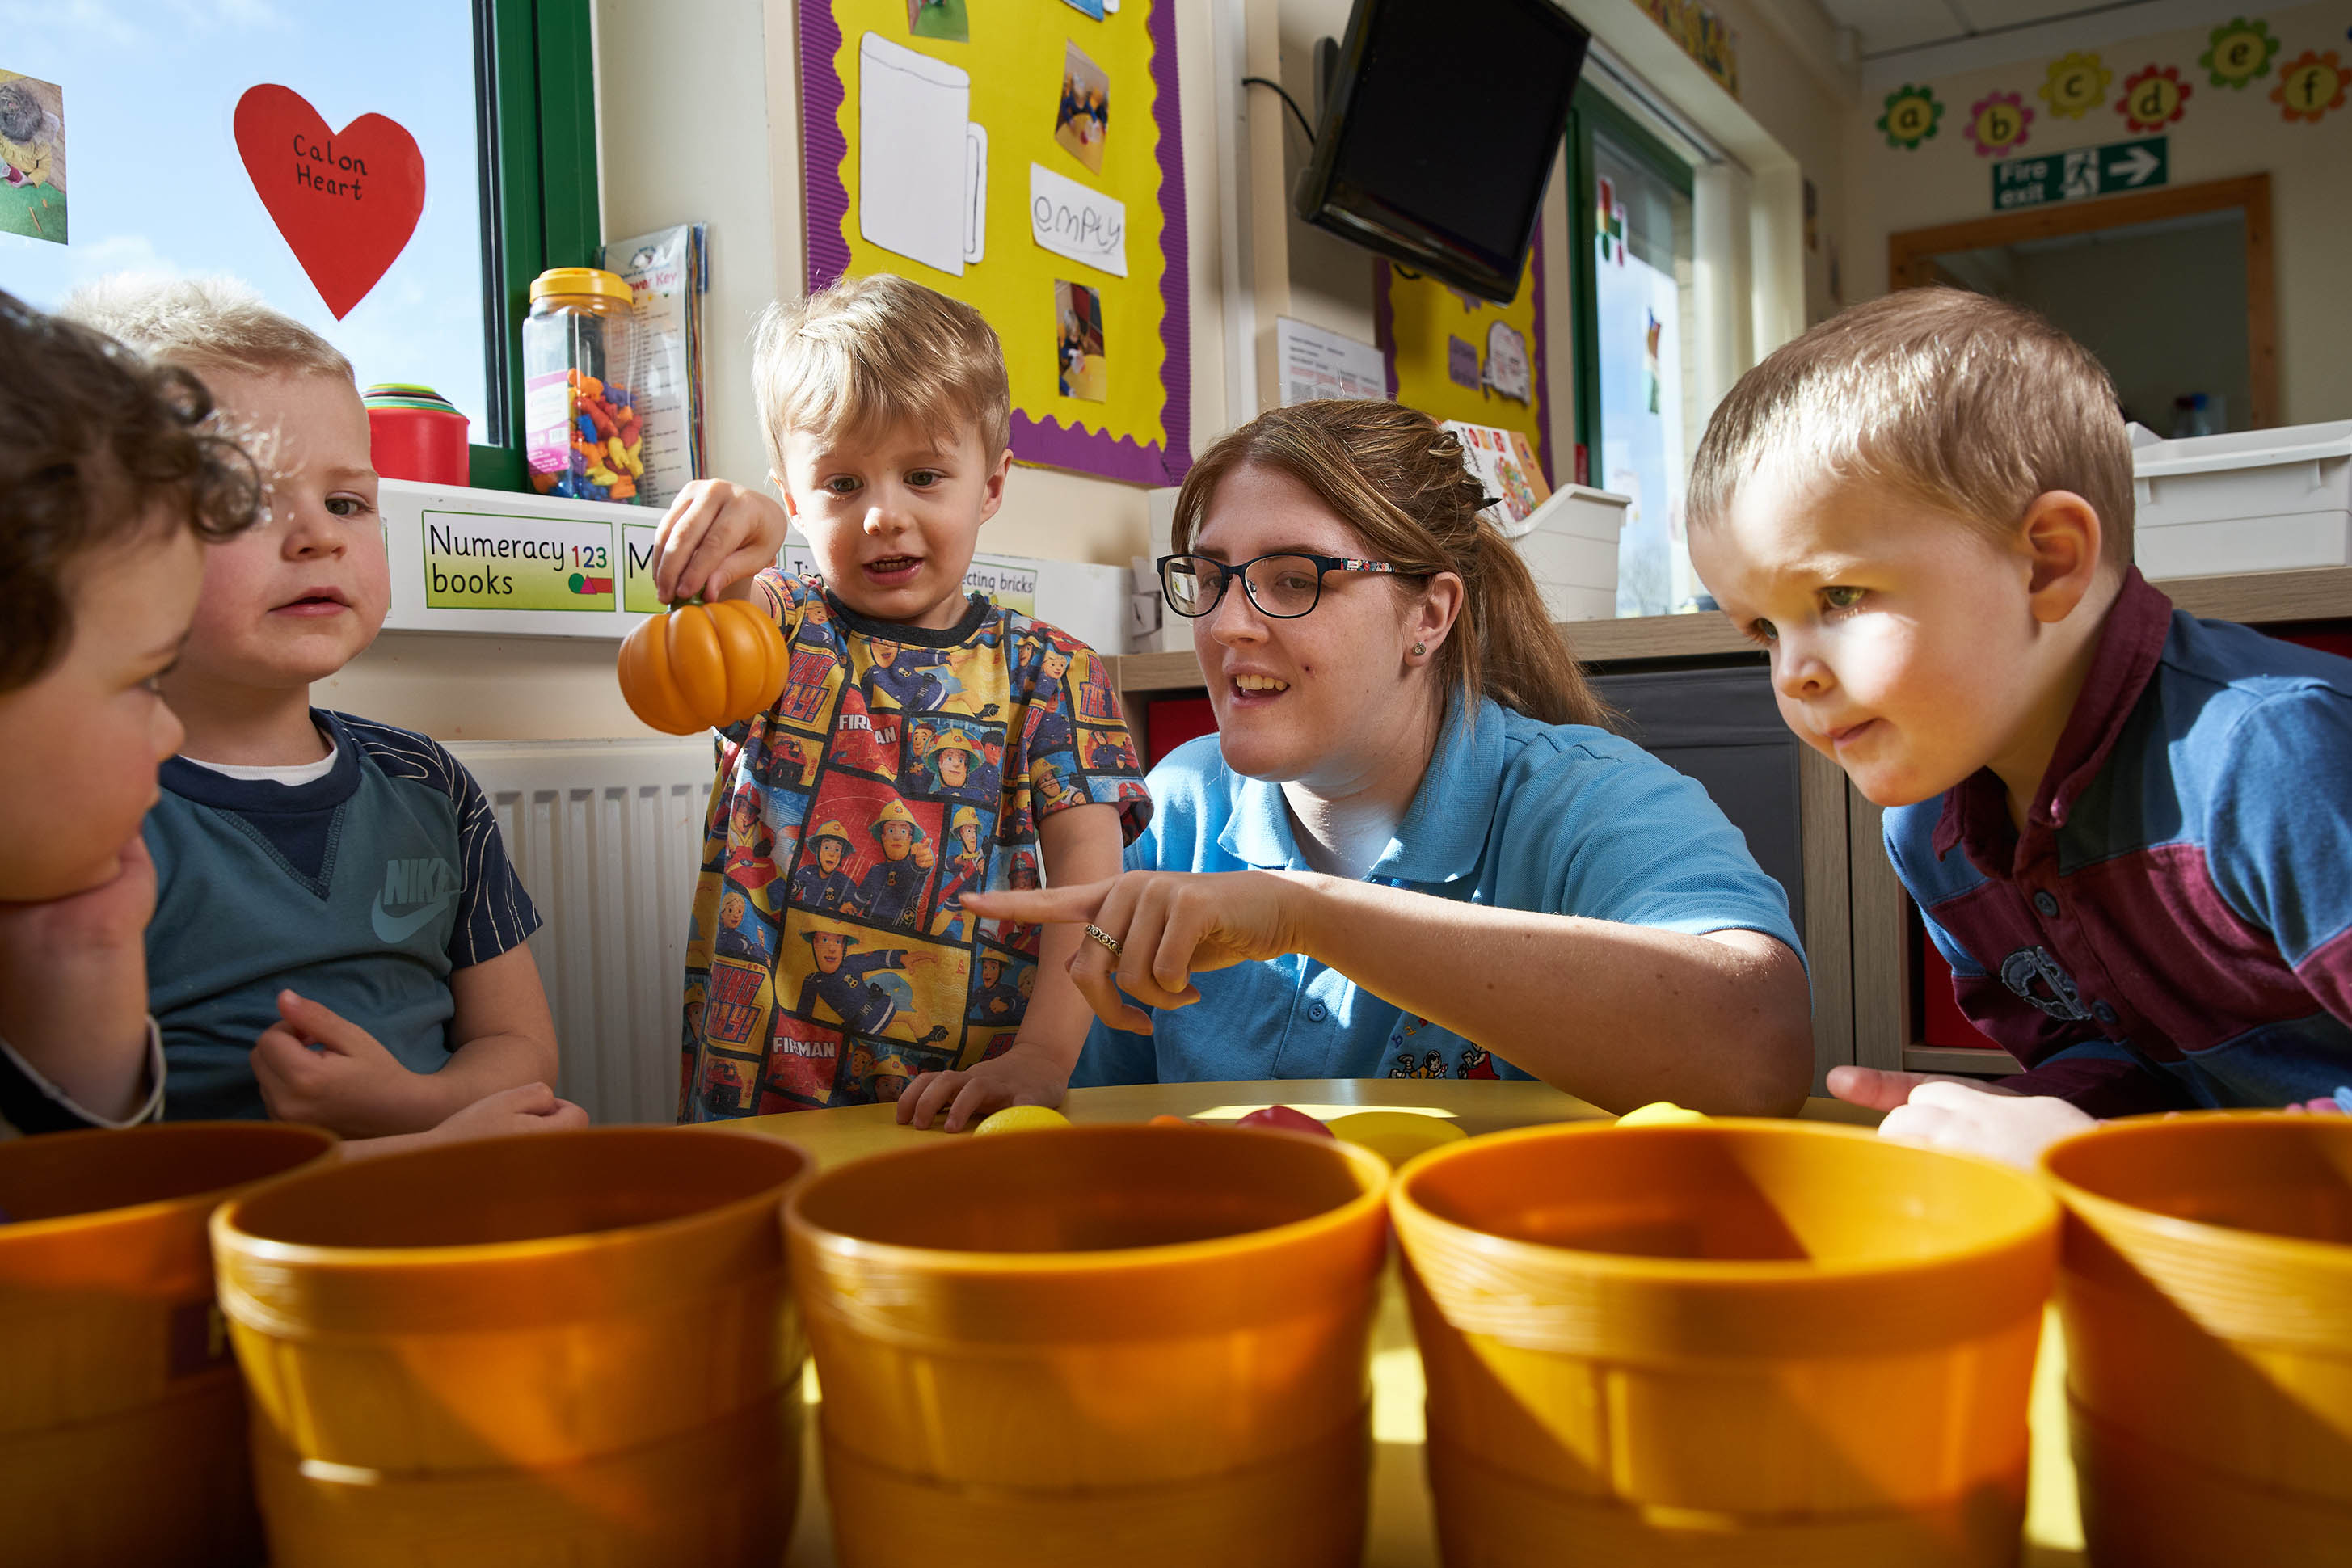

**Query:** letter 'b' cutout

left=234, top=84, right=425, bottom=320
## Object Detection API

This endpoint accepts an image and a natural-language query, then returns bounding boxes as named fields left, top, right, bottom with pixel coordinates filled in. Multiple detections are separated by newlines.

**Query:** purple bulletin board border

left=1372, top=226, right=1554, bottom=490
left=797, top=0, right=1191, bottom=487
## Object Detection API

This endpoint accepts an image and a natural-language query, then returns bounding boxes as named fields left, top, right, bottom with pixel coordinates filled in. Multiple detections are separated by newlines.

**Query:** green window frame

left=470, top=0, right=602, bottom=491
left=1566, top=91, right=1694, bottom=477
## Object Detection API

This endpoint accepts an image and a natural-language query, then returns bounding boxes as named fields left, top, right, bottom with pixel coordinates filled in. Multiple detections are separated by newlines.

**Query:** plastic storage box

left=1500, top=485, right=1630, bottom=622
left=2131, top=420, right=2352, bottom=580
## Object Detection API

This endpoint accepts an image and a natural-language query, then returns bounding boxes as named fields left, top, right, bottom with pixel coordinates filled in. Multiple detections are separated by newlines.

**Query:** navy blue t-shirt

left=144, top=710, right=541, bottom=1120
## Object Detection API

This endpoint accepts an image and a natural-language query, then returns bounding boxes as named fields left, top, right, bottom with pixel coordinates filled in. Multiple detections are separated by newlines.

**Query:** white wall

left=1840, top=0, right=2352, bottom=428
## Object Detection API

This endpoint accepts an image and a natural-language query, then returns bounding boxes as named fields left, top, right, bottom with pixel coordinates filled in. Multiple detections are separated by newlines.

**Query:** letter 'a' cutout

left=234, top=84, right=425, bottom=320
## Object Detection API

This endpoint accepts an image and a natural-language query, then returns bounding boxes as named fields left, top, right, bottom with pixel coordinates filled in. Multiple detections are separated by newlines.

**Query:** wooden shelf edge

left=2156, top=564, right=2352, bottom=625
left=1903, top=1043, right=2025, bottom=1077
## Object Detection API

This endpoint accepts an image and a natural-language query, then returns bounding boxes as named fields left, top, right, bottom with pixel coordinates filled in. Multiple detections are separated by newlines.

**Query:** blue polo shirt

left=1075, top=698, right=1802, bottom=1085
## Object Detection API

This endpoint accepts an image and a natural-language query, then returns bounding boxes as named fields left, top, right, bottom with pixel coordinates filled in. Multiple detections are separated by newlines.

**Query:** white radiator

left=446, top=738, right=716, bottom=1125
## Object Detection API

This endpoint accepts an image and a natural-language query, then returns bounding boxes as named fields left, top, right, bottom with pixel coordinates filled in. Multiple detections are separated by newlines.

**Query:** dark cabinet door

left=1591, top=665, right=1803, bottom=932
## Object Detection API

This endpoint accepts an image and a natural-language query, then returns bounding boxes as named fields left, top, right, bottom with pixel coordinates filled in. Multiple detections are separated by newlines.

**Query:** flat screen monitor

left=1292, top=0, right=1590, bottom=303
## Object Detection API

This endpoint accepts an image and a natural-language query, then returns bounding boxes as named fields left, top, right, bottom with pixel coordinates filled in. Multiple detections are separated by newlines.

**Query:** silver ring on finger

left=1082, top=923, right=1124, bottom=958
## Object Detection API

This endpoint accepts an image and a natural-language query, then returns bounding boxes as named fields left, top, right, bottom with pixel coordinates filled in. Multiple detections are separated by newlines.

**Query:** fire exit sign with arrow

left=1991, top=136, right=2169, bottom=212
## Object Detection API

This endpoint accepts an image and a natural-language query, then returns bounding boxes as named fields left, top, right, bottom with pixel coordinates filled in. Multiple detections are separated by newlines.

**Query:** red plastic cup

left=363, top=384, right=471, bottom=486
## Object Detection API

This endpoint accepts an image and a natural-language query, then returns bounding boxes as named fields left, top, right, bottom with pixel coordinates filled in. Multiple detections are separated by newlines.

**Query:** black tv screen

left=1293, top=0, right=1590, bottom=303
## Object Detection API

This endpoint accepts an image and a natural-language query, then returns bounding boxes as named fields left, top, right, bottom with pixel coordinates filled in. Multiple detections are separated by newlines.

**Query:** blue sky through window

left=0, top=0, right=491, bottom=441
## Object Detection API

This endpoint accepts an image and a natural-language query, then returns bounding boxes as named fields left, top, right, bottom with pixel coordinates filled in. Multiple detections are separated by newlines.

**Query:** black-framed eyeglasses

left=1157, top=552, right=1406, bottom=620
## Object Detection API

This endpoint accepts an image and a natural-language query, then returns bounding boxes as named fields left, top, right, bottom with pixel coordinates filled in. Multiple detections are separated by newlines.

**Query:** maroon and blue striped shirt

left=1887, top=569, right=2352, bottom=1115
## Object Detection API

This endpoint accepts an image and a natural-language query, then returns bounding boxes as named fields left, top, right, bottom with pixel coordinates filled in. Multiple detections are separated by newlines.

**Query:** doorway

left=1888, top=174, right=2275, bottom=432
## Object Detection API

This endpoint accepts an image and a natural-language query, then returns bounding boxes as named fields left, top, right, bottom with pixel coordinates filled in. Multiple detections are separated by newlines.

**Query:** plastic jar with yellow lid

left=522, top=266, right=646, bottom=503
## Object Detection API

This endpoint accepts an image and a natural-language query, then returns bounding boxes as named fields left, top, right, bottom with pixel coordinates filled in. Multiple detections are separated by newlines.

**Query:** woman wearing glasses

left=956, top=401, right=1810, bottom=1115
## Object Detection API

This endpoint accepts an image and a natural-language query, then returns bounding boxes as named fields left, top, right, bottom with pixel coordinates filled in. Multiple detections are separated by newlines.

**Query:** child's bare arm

left=652, top=479, right=791, bottom=605
left=339, top=1081, right=588, bottom=1160
left=898, top=803, right=1127, bottom=1132
left=253, top=946, right=559, bottom=1137
left=0, top=833, right=158, bottom=1123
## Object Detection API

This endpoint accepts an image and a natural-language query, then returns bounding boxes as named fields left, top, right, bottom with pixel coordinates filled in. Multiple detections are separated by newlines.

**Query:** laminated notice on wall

left=1276, top=317, right=1385, bottom=406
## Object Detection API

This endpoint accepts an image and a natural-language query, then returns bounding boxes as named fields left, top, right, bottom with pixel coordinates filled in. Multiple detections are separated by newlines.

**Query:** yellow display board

left=800, top=0, right=1190, bottom=484
left=1376, top=246, right=1550, bottom=483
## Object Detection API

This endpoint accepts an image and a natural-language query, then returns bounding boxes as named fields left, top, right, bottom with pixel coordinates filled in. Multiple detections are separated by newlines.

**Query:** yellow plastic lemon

left=1328, top=1111, right=1468, bottom=1169
left=972, top=1105, right=1073, bottom=1136
left=1615, top=1101, right=1710, bottom=1127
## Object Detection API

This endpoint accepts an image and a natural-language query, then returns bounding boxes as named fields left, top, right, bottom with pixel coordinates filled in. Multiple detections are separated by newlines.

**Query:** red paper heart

left=234, top=84, right=425, bottom=321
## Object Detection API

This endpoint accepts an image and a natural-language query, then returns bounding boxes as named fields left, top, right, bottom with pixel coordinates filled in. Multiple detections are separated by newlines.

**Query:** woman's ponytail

left=1458, top=516, right=1611, bottom=729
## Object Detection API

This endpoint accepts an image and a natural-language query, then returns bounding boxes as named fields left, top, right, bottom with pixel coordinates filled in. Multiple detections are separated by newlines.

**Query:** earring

left=1410, top=642, right=1427, bottom=656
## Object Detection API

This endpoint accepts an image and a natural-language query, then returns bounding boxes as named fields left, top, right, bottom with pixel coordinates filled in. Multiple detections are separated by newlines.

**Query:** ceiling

left=1819, top=0, right=2163, bottom=61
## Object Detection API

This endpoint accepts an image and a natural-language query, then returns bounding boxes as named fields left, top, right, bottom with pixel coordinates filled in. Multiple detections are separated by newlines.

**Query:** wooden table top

left=736, top=1080, right=2083, bottom=1567
left=734, top=1077, right=1882, bottom=1172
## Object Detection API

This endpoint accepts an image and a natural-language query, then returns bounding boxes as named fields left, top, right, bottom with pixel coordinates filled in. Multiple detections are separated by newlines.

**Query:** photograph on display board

left=1056, top=278, right=1107, bottom=400
left=1055, top=40, right=1110, bottom=173
left=906, top=0, right=969, bottom=43
left=0, top=70, right=66, bottom=243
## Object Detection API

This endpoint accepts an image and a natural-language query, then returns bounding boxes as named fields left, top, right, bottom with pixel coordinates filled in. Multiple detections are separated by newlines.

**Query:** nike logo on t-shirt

left=372, top=857, right=458, bottom=944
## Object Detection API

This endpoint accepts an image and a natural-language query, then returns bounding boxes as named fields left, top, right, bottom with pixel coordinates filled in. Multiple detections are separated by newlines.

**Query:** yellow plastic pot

left=0, top=1120, right=335, bottom=1567
left=2041, top=1112, right=2352, bottom=1566
left=785, top=1123, right=1393, bottom=1568
left=210, top=1127, right=809, bottom=1568
left=1391, top=1119, right=2059, bottom=1566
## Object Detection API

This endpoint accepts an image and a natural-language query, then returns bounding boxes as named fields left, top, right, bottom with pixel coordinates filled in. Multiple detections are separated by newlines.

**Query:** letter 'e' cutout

left=234, top=84, right=425, bottom=320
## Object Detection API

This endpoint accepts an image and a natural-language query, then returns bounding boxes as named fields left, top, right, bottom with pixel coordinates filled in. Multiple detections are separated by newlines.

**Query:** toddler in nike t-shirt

left=67, top=276, right=582, bottom=1140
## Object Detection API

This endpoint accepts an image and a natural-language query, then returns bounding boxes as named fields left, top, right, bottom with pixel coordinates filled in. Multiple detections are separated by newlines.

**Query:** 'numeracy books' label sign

left=422, top=511, right=615, bottom=611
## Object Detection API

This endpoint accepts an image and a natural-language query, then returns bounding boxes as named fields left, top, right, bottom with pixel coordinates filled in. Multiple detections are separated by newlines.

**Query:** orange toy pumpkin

left=618, top=597, right=790, bottom=735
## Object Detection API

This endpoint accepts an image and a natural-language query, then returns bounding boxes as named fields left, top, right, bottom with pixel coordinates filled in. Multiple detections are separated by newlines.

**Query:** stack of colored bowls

left=2042, top=1113, right=2352, bottom=1565
left=1391, top=1120, right=2059, bottom=1566
left=0, top=1121, right=335, bottom=1566
left=362, top=382, right=470, bottom=486
left=786, top=1123, right=1393, bottom=1567
left=209, top=1128, right=809, bottom=1568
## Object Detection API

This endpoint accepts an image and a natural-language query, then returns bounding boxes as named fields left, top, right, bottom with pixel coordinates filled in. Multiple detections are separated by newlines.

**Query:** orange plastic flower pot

left=209, top=1127, right=809, bottom=1567
left=247, top=1382, right=805, bottom=1568
left=1391, top=1119, right=2059, bottom=1566
left=784, top=1123, right=1393, bottom=1568
left=0, top=1120, right=335, bottom=1567
left=2041, top=1112, right=2352, bottom=1566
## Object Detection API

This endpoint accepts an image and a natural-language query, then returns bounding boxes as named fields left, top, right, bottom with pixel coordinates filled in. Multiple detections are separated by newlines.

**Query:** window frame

left=1566, top=91, right=1694, bottom=478
left=470, top=0, right=602, bottom=491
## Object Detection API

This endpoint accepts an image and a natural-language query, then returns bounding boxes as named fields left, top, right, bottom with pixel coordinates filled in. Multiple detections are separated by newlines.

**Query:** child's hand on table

left=253, top=989, right=452, bottom=1138
left=338, top=1081, right=589, bottom=1161
left=1828, top=1065, right=2094, bottom=1168
left=419, top=1081, right=587, bottom=1140
left=653, top=478, right=791, bottom=604
left=898, top=1041, right=1073, bottom=1133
